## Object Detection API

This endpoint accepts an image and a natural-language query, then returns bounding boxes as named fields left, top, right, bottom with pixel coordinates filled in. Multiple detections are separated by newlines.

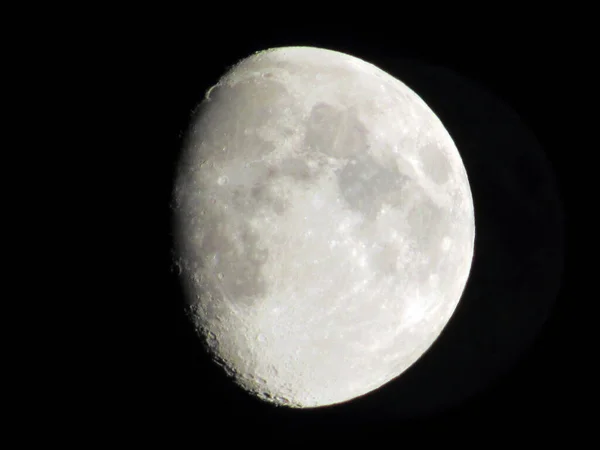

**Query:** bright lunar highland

left=172, top=47, right=475, bottom=408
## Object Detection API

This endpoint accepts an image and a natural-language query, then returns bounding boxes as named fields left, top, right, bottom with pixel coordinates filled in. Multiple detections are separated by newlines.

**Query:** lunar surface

left=171, top=47, right=475, bottom=408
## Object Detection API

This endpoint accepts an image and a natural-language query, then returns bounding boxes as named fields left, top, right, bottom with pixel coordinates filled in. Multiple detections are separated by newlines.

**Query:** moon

left=171, top=46, right=475, bottom=408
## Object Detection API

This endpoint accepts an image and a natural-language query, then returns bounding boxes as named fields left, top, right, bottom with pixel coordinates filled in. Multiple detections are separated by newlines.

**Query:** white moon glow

left=172, top=47, right=475, bottom=408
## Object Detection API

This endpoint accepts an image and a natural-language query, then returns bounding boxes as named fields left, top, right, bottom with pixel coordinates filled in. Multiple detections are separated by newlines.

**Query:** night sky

left=107, top=22, right=575, bottom=440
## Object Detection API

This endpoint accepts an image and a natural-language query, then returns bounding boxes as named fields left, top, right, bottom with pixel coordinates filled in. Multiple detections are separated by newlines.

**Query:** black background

left=107, top=20, right=578, bottom=440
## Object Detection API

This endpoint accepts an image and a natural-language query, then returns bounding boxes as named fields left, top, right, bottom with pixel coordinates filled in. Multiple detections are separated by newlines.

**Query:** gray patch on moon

left=190, top=78, right=302, bottom=164
left=337, top=152, right=406, bottom=219
left=243, top=158, right=314, bottom=216
left=304, top=103, right=370, bottom=160
left=370, top=244, right=400, bottom=276
left=174, top=150, right=324, bottom=313
left=249, top=184, right=288, bottom=215
left=418, top=142, right=451, bottom=185
left=405, top=192, right=445, bottom=245
left=176, top=206, right=270, bottom=309
left=278, top=157, right=313, bottom=180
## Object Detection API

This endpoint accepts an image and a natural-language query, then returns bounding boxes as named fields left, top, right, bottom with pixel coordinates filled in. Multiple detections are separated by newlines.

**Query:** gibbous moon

left=172, top=46, right=475, bottom=408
